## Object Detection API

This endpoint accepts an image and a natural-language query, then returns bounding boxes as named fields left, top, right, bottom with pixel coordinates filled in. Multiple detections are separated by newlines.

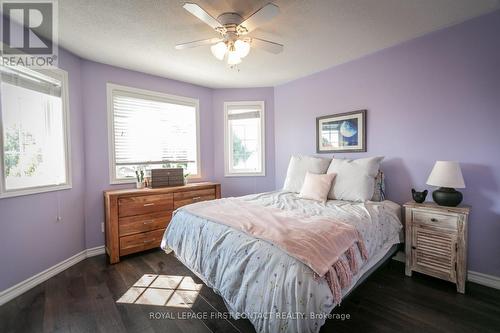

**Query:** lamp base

left=432, top=187, right=463, bottom=207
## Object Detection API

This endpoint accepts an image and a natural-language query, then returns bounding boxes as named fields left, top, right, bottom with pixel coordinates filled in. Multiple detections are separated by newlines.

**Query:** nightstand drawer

left=413, top=210, right=458, bottom=230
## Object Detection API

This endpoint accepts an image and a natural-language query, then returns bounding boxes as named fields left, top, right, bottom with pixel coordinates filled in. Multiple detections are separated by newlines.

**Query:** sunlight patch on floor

left=117, top=274, right=202, bottom=308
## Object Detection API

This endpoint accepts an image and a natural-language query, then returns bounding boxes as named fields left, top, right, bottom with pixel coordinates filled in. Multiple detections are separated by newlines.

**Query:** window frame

left=224, top=101, right=265, bottom=177
left=0, top=68, right=72, bottom=199
left=106, top=83, right=201, bottom=184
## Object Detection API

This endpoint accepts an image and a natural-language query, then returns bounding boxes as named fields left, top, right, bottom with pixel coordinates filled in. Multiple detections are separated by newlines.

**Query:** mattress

left=161, top=191, right=403, bottom=333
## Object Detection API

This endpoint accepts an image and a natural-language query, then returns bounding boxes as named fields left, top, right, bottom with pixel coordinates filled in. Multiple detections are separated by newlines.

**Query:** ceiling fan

left=175, top=2, right=284, bottom=67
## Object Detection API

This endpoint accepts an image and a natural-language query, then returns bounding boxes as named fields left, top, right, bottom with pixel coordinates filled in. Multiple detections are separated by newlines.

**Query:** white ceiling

left=59, top=0, right=500, bottom=88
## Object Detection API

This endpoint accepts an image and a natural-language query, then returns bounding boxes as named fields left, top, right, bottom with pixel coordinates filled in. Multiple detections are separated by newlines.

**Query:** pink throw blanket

left=180, top=198, right=368, bottom=303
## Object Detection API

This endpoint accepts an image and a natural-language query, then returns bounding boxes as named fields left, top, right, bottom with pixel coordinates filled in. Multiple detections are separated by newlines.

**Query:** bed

left=161, top=190, right=403, bottom=333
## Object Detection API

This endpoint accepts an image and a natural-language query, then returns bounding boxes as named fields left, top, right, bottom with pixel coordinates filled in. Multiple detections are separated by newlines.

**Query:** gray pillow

left=283, top=154, right=332, bottom=193
left=327, top=156, right=385, bottom=201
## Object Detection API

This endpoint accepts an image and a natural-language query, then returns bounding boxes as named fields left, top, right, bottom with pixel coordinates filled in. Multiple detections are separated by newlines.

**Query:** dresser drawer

left=174, top=188, right=216, bottom=209
left=119, top=211, right=172, bottom=237
left=119, top=229, right=165, bottom=256
left=118, top=193, right=173, bottom=217
left=412, top=210, right=458, bottom=231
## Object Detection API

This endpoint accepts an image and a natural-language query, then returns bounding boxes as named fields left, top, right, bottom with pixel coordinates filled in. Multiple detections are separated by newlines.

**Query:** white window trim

left=224, top=101, right=266, bottom=177
left=106, top=83, right=201, bottom=185
left=0, top=68, right=72, bottom=199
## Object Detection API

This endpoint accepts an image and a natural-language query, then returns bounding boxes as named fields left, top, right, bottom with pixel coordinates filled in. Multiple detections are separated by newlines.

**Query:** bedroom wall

left=212, top=88, right=275, bottom=197
left=80, top=60, right=215, bottom=248
left=0, top=49, right=87, bottom=291
left=274, top=10, right=500, bottom=277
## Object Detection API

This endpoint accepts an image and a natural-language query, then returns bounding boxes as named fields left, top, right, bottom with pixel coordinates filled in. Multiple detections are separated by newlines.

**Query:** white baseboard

left=86, top=245, right=106, bottom=257
left=392, top=250, right=500, bottom=290
left=0, top=245, right=105, bottom=306
left=468, top=270, right=500, bottom=290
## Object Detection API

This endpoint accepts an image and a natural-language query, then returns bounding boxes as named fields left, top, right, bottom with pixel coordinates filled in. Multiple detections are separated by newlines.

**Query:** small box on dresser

left=104, top=182, right=221, bottom=264
left=404, top=201, right=470, bottom=293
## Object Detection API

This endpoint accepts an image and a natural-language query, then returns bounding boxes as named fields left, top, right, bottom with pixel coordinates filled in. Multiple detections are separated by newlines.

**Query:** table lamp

left=426, top=161, right=465, bottom=207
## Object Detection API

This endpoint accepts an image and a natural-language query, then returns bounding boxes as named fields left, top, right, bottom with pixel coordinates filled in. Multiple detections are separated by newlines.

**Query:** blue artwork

left=316, top=110, right=366, bottom=153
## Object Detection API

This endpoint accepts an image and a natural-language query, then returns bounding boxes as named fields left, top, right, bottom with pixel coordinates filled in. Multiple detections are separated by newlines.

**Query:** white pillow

left=327, top=156, right=384, bottom=201
left=299, top=172, right=336, bottom=203
left=283, top=155, right=332, bottom=193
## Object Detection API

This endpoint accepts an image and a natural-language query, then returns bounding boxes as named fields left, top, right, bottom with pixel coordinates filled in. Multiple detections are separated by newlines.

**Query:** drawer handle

left=430, top=218, right=438, bottom=222
left=412, top=246, right=416, bottom=250
left=143, top=220, right=154, bottom=225
left=192, top=196, right=201, bottom=201
left=143, top=239, right=155, bottom=243
left=143, top=203, right=155, bottom=207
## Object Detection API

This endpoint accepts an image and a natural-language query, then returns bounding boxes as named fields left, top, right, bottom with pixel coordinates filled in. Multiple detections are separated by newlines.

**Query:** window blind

left=226, top=104, right=261, bottom=121
left=112, top=91, right=197, bottom=167
left=0, top=65, right=62, bottom=97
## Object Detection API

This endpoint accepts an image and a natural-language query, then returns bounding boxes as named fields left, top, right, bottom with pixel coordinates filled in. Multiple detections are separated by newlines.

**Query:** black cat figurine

left=412, top=189, right=428, bottom=203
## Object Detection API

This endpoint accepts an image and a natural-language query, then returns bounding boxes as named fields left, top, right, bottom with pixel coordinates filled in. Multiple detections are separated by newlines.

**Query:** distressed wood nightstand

left=404, top=201, right=470, bottom=293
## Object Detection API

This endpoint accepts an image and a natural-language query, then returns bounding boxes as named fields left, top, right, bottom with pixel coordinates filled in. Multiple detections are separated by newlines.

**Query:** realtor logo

left=1, top=0, right=58, bottom=67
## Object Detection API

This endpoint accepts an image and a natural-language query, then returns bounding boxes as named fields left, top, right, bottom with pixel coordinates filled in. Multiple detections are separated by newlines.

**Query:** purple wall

left=212, top=88, right=275, bottom=197
left=80, top=60, right=215, bottom=248
left=0, top=49, right=87, bottom=291
left=2, top=9, right=499, bottom=293
left=274, top=10, right=500, bottom=276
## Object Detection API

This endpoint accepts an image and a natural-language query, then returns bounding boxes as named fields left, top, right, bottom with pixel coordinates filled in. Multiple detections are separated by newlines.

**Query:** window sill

left=110, top=175, right=201, bottom=185
left=0, top=183, right=72, bottom=199
left=224, top=172, right=266, bottom=178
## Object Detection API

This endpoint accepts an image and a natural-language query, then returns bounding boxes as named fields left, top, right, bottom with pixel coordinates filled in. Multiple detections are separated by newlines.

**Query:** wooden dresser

left=404, top=201, right=470, bottom=293
left=104, top=182, right=221, bottom=264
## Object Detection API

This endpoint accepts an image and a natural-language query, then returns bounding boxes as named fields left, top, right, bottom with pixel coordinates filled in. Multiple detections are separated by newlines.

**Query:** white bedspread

left=161, top=191, right=402, bottom=333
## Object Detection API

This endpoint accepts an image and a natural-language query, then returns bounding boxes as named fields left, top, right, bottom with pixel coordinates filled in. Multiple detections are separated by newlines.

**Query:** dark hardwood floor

left=1, top=249, right=499, bottom=333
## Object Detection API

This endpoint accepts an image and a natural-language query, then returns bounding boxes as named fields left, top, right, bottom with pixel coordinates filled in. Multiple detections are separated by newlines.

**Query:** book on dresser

left=104, top=182, right=221, bottom=264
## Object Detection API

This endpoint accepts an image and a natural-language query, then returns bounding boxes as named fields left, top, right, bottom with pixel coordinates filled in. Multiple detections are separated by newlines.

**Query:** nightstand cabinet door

left=411, top=226, right=457, bottom=282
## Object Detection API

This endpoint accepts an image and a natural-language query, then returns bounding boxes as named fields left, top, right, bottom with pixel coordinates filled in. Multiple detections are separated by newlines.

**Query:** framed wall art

left=316, top=110, right=366, bottom=153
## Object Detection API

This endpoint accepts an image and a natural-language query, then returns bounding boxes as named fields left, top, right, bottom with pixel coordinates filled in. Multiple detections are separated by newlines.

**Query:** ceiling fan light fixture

left=210, top=41, right=227, bottom=60
left=178, top=3, right=283, bottom=67
left=234, top=39, right=250, bottom=58
left=227, top=50, right=242, bottom=65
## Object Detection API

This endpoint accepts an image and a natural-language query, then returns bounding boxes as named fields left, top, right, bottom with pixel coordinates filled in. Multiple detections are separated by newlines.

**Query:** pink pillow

left=298, top=172, right=336, bottom=203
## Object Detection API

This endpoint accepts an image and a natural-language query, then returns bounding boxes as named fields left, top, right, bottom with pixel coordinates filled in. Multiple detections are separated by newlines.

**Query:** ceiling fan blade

left=238, top=3, right=279, bottom=34
left=175, top=38, right=222, bottom=50
left=182, top=3, right=222, bottom=29
left=251, top=37, right=283, bottom=54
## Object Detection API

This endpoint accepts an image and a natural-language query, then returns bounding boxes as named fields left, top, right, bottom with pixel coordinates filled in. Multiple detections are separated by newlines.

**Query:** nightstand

left=404, top=201, right=470, bottom=293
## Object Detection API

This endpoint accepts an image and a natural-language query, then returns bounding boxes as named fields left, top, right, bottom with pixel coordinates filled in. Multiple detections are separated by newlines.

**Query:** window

left=224, top=101, right=265, bottom=177
left=0, top=65, right=71, bottom=198
left=107, top=84, right=200, bottom=184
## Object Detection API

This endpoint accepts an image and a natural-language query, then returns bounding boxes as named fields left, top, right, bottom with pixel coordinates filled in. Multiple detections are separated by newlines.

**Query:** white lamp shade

left=234, top=39, right=250, bottom=58
left=227, top=50, right=241, bottom=65
left=211, top=42, right=227, bottom=61
left=426, top=161, right=466, bottom=188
